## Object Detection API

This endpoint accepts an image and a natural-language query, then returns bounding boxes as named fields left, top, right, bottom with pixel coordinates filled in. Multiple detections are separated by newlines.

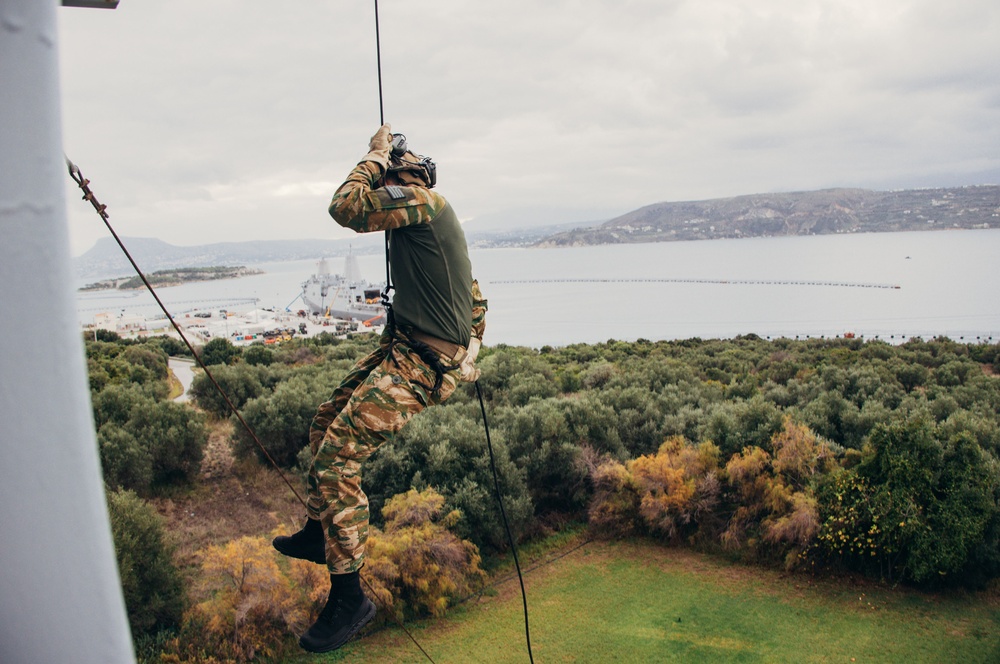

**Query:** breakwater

left=493, top=278, right=901, bottom=289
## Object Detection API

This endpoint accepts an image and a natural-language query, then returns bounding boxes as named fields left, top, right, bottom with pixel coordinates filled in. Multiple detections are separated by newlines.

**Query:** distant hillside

left=74, top=185, right=1000, bottom=277
left=538, top=185, right=1000, bottom=246
left=466, top=219, right=604, bottom=249
left=461, top=205, right=616, bottom=233
left=73, top=235, right=382, bottom=279
left=73, top=221, right=605, bottom=278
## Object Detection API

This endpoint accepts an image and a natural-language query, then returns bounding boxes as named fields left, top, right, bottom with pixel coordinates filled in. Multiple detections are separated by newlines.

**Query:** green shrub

left=199, top=337, right=240, bottom=366
left=92, top=383, right=207, bottom=493
left=813, top=418, right=1000, bottom=586
left=86, top=340, right=170, bottom=397
left=189, top=362, right=267, bottom=418
left=106, top=488, right=184, bottom=640
left=95, top=328, right=121, bottom=342
left=122, top=345, right=169, bottom=376
left=92, top=383, right=155, bottom=429
left=243, top=343, right=275, bottom=366
left=99, top=424, right=153, bottom=493
left=386, top=406, right=536, bottom=551
left=232, top=376, right=318, bottom=467
left=127, top=401, right=207, bottom=487
left=502, top=400, right=591, bottom=513
left=144, top=335, right=191, bottom=358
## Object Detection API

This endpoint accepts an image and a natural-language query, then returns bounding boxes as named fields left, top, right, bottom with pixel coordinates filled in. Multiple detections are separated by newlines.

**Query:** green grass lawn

left=286, top=539, right=1000, bottom=663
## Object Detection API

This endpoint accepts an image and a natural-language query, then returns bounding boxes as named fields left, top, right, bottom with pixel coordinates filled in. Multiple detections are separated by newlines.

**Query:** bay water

left=76, top=229, right=1000, bottom=348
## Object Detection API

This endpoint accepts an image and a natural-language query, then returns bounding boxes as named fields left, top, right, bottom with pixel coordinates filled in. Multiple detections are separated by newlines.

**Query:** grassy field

left=285, top=538, right=1000, bottom=664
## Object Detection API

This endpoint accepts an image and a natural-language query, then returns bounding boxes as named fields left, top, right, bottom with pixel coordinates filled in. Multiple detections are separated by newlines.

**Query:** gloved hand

left=362, top=123, right=392, bottom=171
left=456, top=337, right=482, bottom=383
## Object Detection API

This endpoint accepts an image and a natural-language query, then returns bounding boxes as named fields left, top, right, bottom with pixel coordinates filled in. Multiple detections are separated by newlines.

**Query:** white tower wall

left=0, top=1, right=136, bottom=662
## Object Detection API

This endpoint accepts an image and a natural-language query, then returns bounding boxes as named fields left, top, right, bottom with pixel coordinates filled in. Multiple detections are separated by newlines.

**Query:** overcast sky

left=58, top=0, right=1000, bottom=255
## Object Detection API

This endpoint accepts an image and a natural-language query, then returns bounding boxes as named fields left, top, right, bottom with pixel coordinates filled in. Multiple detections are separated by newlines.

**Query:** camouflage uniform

left=306, top=160, right=487, bottom=574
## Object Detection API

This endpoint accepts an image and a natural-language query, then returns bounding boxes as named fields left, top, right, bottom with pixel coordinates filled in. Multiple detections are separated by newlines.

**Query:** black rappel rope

left=475, top=382, right=535, bottom=663
left=67, top=157, right=437, bottom=663
left=374, top=0, right=394, bottom=320
left=372, top=2, right=534, bottom=663
left=66, top=158, right=309, bottom=511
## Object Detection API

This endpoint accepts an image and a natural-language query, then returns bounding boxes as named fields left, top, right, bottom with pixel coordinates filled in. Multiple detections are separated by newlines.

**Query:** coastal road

left=168, top=357, right=195, bottom=403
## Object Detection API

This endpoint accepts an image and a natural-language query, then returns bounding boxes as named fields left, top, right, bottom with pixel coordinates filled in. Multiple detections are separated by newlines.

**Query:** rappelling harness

left=379, top=277, right=462, bottom=396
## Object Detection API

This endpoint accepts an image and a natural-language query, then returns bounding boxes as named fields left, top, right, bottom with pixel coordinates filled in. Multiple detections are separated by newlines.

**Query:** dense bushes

left=174, top=535, right=322, bottom=662
left=85, top=337, right=208, bottom=656
left=811, top=418, right=1000, bottom=585
left=188, top=363, right=268, bottom=418
left=476, top=337, right=1000, bottom=587
left=367, top=404, right=535, bottom=552
left=191, top=335, right=1000, bottom=583
left=588, top=419, right=835, bottom=562
left=87, top=339, right=169, bottom=397
left=232, top=375, right=323, bottom=466
left=80, top=331, right=1000, bottom=663
left=94, top=385, right=206, bottom=492
left=178, top=332, right=1000, bottom=588
left=106, top=488, right=185, bottom=641
left=585, top=413, right=1000, bottom=587
left=88, top=333, right=1000, bottom=595
left=88, top=340, right=208, bottom=494
left=200, top=337, right=241, bottom=367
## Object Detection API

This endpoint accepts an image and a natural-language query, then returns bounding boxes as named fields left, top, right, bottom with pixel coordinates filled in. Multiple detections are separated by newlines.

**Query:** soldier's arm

left=328, top=161, right=448, bottom=233
left=471, top=279, right=488, bottom=342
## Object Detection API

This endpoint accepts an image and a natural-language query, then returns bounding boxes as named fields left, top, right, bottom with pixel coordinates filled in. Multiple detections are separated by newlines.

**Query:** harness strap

left=408, top=329, right=462, bottom=360
left=381, top=307, right=460, bottom=394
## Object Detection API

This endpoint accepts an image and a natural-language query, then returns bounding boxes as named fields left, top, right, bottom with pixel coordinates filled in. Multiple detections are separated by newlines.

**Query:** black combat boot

left=299, top=572, right=376, bottom=653
left=272, top=517, right=326, bottom=564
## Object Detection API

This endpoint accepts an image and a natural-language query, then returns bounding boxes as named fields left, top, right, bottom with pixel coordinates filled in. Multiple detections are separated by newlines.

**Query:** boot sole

left=272, top=536, right=326, bottom=565
left=299, top=597, right=377, bottom=653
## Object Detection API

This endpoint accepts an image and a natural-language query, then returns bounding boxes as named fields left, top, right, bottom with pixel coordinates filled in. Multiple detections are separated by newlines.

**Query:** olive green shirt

left=328, top=161, right=486, bottom=347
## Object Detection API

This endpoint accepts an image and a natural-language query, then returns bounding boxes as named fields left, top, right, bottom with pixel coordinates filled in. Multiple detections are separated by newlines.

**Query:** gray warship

left=299, top=254, right=386, bottom=326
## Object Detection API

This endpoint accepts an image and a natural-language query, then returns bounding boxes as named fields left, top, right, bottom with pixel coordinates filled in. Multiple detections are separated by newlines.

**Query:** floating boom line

left=493, top=278, right=901, bottom=289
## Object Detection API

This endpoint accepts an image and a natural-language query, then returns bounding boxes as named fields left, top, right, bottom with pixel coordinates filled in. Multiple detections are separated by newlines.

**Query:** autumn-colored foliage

left=587, top=457, right=642, bottom=538
left=162, top=535, right=319, bottom=663
left=587, top=418, right=833, bottom=569
left=771, top=417, right=837, bottom=488
left=363, top=488, right=487, bottom=619
left=721, top=418, right=829, bottom=566
left=162, top=488, right=486, bottom=662
left=629, top=436, right=721, bottom=541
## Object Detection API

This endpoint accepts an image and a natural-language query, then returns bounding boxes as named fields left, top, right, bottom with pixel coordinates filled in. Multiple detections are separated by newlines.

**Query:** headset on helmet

left=383, top=133, right=437, bottom=189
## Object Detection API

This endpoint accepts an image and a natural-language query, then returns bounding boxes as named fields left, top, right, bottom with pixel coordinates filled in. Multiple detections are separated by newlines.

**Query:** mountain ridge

left=538, top=185, right=999, bottom=246
left=73, top=236, right=384, bottom=279
left=74, top=185, right=1000, bottom=277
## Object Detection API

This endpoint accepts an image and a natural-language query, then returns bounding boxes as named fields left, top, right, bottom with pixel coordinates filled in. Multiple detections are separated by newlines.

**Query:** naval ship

left=299, top=254, right=386, bottom=326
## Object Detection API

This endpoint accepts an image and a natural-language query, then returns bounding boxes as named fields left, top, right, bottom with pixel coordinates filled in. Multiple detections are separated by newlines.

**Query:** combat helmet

left=384, top=133, right=437, bottom=189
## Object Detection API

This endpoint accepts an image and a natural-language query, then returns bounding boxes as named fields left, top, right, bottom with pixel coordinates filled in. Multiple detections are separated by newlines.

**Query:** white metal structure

left=0, top=0, right=135, bottom=661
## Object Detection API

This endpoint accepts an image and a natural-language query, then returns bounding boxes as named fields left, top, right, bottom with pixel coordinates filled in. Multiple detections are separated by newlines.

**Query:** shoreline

left=79, top=267, right=265, bottom=292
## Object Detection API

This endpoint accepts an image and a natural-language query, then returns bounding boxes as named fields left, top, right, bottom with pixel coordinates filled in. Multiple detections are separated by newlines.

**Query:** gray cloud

left=59, top=0, right=1000, bottom=254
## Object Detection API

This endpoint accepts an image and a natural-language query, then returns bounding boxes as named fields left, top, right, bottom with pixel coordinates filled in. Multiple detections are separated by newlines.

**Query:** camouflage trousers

left=306, top=331, right=460, bottom=574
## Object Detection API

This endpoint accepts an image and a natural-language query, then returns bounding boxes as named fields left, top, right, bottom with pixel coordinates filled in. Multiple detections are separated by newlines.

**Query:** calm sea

left=76, top=229, right=1000, bottom=348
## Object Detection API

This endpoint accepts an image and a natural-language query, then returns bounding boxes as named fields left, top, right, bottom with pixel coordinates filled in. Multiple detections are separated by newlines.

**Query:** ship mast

left=344, top=250, right=363, bottom=283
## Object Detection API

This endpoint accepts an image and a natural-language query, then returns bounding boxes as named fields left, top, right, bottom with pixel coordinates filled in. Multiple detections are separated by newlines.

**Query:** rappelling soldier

left=273, top=124, right=487, bottom=653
